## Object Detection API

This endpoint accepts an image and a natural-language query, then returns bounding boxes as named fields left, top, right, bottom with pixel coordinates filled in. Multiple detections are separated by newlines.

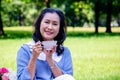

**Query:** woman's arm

left=28, top=56, right=37, bottom=80
left=28, top=41, right=42, bottom=80
left=47, top=56, right=63, bottom=77
left=44, top=46, right=63, bottom=78
left=17, top=41, right=42, bottom=80
left=61, top=47, right=73, bottom=75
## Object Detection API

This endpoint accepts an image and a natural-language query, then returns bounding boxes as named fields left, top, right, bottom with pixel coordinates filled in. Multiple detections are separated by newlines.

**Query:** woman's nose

left=47, top=24, right=52, bottom=29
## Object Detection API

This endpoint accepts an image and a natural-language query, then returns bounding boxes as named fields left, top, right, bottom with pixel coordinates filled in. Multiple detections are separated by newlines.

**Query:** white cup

left=41, top=41, right=57, bottom=50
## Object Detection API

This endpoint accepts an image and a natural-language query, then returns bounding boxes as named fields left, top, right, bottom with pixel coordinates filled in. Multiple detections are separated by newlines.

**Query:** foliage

left=1, top=0, right=44, bottom=26
left=72, top=1, right=94, bottom=26
left=1, top=0, right=120, bottom=27
left=1, top=0, right=95, bottom=27
left=89, top=0, right=120, bottom=26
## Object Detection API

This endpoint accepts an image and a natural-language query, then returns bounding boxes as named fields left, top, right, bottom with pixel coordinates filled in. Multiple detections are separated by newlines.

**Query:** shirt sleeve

left=17, top=44, right=33, bottom=80
left=61, top=47, right=73, bottom=76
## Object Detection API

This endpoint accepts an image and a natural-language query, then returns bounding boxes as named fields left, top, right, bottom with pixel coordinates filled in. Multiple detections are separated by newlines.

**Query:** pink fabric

left=2, top=74, right=9, bottom=80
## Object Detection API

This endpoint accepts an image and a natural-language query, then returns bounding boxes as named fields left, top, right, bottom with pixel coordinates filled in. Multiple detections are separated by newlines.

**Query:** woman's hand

left=28, top=41, right=43, bottom=80
left=44, top=45, right=57, bottom=61
left=32, top=41, right=43, bottom=59
left=44, top=45, right=63, bottom=77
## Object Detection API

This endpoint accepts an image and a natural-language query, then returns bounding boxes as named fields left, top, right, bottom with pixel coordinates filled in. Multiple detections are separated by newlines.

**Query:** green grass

left=0, top=26, right=120, bottom=80
left=65, top=37, right=120, bottom=80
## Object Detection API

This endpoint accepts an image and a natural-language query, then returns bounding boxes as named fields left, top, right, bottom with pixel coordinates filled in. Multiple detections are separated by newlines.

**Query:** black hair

left=33, top=8, right=67, bottom=56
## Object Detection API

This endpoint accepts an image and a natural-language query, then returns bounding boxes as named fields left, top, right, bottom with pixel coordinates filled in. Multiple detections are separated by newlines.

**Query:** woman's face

left=40, top=12, right=60, bottom=41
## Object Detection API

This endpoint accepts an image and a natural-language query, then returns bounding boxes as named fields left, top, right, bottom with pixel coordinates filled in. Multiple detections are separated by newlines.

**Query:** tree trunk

left=0, top=0, right=5, bottom=36
left=95, top=0, right=100, bottom=33
left=19, top=10, right=25, bottom=26
left=106, top=0, right=112, bottom=33
left=117, top=16, right=120, bottom=26
left=45, top=0, right=50, bottom=8
left=0, top=13, right=5, bottom=36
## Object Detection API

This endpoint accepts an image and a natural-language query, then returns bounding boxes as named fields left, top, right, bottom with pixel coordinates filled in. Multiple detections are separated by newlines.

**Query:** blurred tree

left=45, top=0, right=50, bottom=8
left=22, top=0, right=46, bottom=25
left=112, top=0, right=120, bottom=26
left=1, top=0, right=45, bottom=26
left=1, top=0, right=26, bottom=26
left=1, top=0, right=120, bottom=34
left=87, top=0, right=120, bottom=33
left=94, top=0, right=100, bottom=33
left=117, top=16, right=120, bottom=26
left=0, top=0, right=5, bottom=36
left=12, top=0, right=26, bottom=26
left=106, top=0, right=112, bottom=33
left=54, top=0, right=94, bottom=27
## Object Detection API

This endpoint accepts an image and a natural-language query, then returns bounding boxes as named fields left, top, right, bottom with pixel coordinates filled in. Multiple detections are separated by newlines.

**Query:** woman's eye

left=53, top=22, right=58, bottom=26
left=45, top=21, right=49, bottom=24
left=53, top=23, right=57, bottom=25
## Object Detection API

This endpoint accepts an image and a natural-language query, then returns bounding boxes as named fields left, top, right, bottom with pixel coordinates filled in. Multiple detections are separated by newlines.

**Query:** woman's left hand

left=44, top=45, right=63, bottom=77
left=43, top=45, right=57, bottom=61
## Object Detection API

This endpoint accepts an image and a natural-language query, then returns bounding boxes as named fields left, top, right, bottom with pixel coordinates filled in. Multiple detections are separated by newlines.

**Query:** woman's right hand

left=32, top=41, right=43, bottom=59
left=29, top=41, right=42, bottom=80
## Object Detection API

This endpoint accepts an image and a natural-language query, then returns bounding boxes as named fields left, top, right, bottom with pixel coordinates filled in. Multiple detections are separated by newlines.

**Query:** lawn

left=0, top=26, right=120, bottom=80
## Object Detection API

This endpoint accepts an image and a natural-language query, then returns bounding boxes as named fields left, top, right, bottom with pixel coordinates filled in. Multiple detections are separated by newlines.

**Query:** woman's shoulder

left=62, top=46, right=71, bottom=55
left=24, top=40, right=35, bottom=46
left=63, top=46, right=69, bottom=49
left=17, top=40, right=35, bottom=56
left=63, top=46, right=70, bottom=51
left=22, top=40, right=35, bottom=48
left=19, top=40, right=35, bottom=52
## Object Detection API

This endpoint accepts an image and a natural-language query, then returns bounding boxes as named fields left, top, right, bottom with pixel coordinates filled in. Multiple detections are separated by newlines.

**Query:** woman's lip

left=45, top=31, right=53, bottom=35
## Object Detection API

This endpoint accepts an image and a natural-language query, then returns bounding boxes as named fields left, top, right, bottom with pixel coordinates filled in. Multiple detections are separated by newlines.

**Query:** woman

left=17, top=8, right=74, bottom=80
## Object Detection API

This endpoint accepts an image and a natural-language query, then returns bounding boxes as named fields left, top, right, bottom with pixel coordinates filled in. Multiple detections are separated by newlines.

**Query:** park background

left=0, top=0, right=120, bottom=80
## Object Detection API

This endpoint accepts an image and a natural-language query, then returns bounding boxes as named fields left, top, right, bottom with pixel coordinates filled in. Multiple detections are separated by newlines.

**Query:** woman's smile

left=45, top=30, right=54, bottom=35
